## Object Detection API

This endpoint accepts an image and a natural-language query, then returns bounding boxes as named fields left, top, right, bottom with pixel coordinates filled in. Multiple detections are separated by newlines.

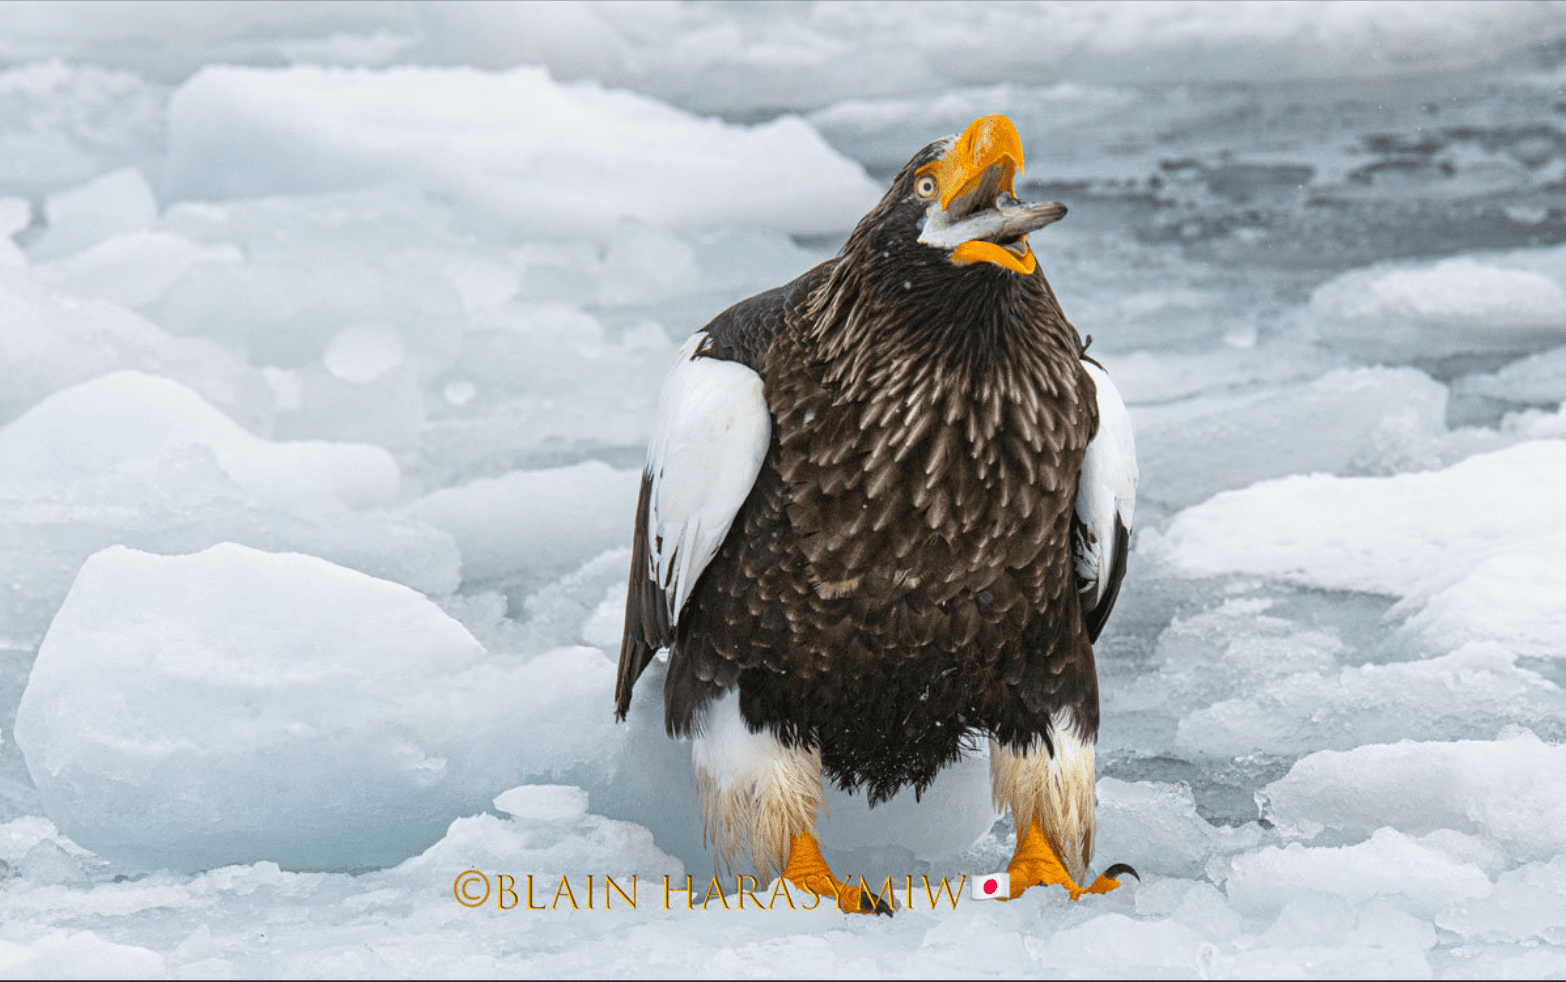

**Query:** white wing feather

left=645, top=332, right=771, bottom=627
left=1074, top=359, right=1137, bottom=609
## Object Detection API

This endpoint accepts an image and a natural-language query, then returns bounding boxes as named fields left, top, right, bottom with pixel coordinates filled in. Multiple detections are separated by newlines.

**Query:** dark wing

left=1073, top=358, right=1137, bottom=643
left=613, top=331, right=771, bottom=719
left=613, top=268, right=832, bottom=720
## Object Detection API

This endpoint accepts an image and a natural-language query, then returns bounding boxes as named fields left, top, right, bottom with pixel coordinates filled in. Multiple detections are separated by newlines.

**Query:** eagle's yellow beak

left=916, top=114, right=1040, bottom=276
left=925, top=113, right=1025, bottom=211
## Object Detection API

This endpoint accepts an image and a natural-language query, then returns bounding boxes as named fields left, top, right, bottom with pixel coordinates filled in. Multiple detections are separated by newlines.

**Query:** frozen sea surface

left=2, top=1, right=1566, bottom=978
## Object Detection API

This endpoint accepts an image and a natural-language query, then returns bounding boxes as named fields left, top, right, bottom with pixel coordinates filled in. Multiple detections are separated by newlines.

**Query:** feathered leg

left=990, top=710, right=1135, bottom=899
left=691, top=689, right=890, bottom=914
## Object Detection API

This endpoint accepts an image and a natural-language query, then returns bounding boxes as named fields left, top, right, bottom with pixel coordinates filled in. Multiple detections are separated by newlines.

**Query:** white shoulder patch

left=1074, top=359, right=1137, bottom=610
left=646, top=332, right=772, bottom=626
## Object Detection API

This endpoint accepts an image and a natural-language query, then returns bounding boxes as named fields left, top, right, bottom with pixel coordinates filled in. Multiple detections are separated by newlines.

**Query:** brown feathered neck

left=789, top=218, right=1083, bottom=410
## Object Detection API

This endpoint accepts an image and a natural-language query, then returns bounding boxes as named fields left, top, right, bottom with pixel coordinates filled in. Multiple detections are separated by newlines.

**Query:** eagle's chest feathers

left=764, top=326, right=1093, bottom=615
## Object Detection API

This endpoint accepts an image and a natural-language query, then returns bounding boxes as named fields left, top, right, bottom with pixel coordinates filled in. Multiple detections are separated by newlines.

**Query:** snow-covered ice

left=15, top=542, right=499, bottom=871
left=2, top=1, right=1566, bottom=977
left=1258, top=732, right=1566, bottom=862
left=1130, top=365, right=1458, bottom=510
left=1149, top=440, right=1566, bottom=607
left=411, top=461, right=640, bottom=591
left=164, top=64, right=882, bottom=242
left=0, top=370, right=398, bottom=512
left=1310, top=248, right=1566, bottom=363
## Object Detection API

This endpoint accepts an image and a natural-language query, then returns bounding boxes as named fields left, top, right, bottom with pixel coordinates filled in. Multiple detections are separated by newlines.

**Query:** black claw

left=1102, top=862, right=1140, bottom=883
left=860, top=892, right=895, bottom=917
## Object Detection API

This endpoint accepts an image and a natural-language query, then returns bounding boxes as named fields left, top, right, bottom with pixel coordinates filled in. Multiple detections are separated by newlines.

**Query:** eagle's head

left=809, top=114, right=1072, bottom=370
left=845, top=114, right=1068, bottom=287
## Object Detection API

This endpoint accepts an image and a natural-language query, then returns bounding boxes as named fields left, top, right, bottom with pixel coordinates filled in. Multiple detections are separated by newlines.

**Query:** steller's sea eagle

left=615, top=114, right=1138, bottom=913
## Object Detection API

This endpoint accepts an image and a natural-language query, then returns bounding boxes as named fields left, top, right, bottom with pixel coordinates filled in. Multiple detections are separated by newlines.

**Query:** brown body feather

left=618, top=137, right=1107, bottom=806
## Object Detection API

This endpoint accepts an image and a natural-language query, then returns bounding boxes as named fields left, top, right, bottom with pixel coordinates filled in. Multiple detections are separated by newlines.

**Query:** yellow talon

left=1004, top=820, right=1135, bottom=900
left=781, top=832, right=892, bottom=915
left=1079, top=870, right=1128, bottom=896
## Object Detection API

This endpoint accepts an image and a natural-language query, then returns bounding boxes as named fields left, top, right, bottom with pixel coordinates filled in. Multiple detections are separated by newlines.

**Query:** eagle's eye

left=914, top=174, right=937, bottom=200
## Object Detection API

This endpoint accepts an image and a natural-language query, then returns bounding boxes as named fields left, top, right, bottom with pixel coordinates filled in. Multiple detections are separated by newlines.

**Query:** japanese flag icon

left=971, top=872, right=1009, bottom=901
